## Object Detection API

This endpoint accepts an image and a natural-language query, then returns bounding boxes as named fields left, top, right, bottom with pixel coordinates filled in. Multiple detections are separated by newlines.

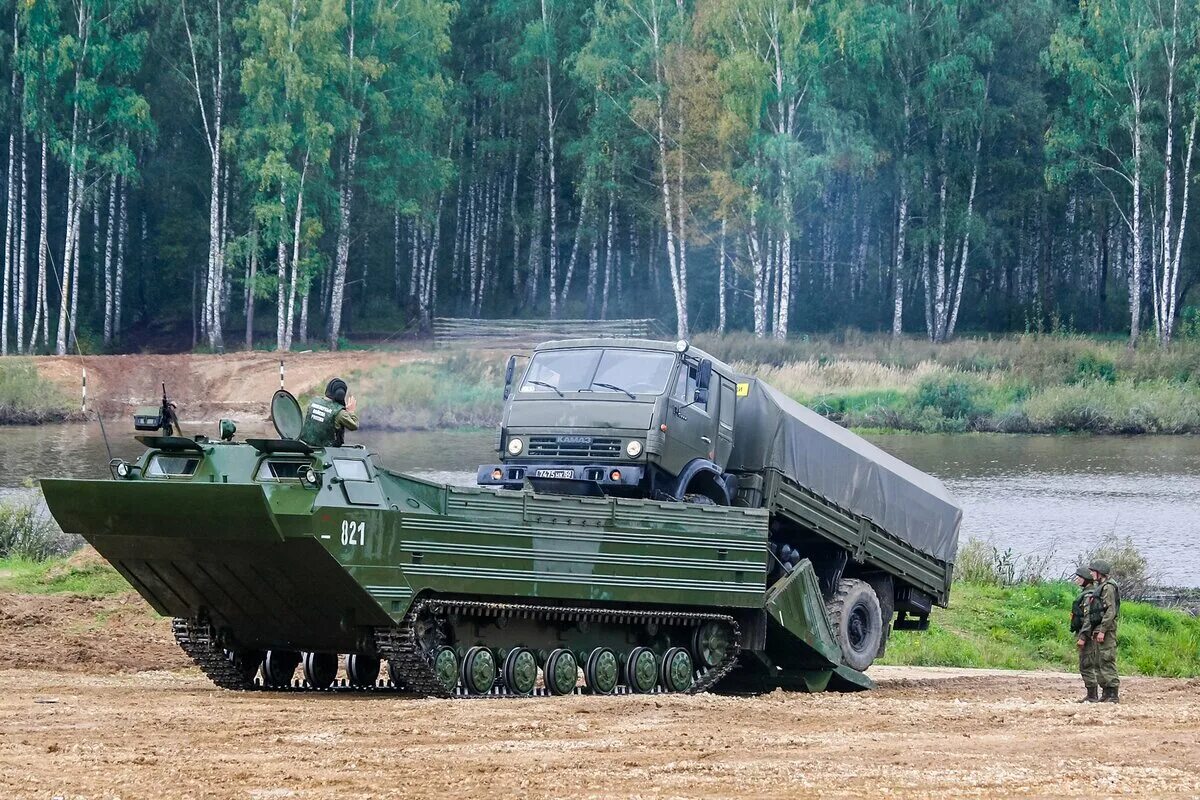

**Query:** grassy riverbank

left=0, top=359, right=74, bottom=424
left=5, top=331, right=1200, bottom=433
left=344, top=332, right=1200, bottom=434
left=695, top=332, right=1200, bottom=434
left=881, top=581, right=1200, bottom=678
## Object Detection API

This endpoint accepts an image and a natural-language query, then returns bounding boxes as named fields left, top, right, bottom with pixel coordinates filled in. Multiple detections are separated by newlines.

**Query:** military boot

left=1101, top=686, right=1119, bottom=704
left=1078, top=686, right=1099, bottom=703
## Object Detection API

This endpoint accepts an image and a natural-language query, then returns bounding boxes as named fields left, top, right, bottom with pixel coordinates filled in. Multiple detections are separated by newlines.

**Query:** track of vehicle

left=173, top=597, right=742, bottom=698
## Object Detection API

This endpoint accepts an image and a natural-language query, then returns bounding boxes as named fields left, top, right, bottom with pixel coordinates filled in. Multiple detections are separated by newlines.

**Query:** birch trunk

left=101, top=176, right=115, bottom=344
left=276, top=196, right=288, bottom=350
left=114, top=177, right=127, bottom=337
left=30, top=136, right=48, bottom=351
left=601, top=186, right=615, bottom=320
left=245, top=229, right=258, bottom=348
left=561, top=173, right=592, bottom=309
left=327, top=132, right=358, bottom=347
left=15, top=124, right=26, bottom=353
left=1128, top=89, right=1144, bottom=348
left=1, top=118, right=13, bottom=356
left=541, top=0, right=560, bottom=320
left=717, top=218, right=727, bottom=335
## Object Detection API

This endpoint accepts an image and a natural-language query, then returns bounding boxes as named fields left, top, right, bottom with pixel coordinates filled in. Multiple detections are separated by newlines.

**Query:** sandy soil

left=0, top=667, right=1197, bottom=800
left=2, top=588, right=1198, bottom=798
left=33, top=350, right=437, bottom=421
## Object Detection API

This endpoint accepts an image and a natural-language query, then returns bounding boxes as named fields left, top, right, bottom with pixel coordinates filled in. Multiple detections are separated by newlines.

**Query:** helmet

left=325, top=378, right=348, bottom=405
left=1089, top=559, right=1112, bottom=576
left=1075, top=567, right=1093, bottom=582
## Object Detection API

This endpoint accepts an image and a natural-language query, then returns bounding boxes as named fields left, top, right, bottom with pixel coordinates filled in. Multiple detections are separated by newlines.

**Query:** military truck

left=478, top=338, right=961, bottom=668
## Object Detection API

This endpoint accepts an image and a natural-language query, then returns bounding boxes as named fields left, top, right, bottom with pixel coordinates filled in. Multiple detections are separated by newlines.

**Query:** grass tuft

left=0, top=359, right=74, bottom=424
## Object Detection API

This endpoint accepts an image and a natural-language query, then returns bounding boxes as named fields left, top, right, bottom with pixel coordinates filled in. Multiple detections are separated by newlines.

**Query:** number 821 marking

left=341, top=520, right=366, bottom=546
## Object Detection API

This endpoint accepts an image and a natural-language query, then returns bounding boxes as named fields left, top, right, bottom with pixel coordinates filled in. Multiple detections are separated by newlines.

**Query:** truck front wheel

left=826, top=578, right=883, bottom=672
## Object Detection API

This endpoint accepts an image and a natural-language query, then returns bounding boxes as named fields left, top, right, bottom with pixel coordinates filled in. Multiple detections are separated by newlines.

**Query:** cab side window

left=672, top=363, right=706, bottom=410
left=719, top=381, right=735, bottom=431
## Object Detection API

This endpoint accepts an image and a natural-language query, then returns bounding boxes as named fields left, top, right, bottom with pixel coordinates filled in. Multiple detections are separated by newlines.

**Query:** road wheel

left=826, top=578, right=883, bottom=672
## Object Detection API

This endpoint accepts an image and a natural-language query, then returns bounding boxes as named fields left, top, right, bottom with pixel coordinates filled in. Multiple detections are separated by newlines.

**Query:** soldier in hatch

left=1070, top=566, right=1101, bottom=702
left=300, top=377, right=359, bottom=447
left=1089, top=560, right=1122, bottom=703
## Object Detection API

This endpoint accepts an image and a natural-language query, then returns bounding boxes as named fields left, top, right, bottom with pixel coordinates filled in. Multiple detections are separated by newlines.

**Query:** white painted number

left=340, top=520, right=366, bottom=546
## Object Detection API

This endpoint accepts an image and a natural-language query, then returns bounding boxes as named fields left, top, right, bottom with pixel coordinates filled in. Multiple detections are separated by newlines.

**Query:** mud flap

left=763, top=558, right=875, bottom=691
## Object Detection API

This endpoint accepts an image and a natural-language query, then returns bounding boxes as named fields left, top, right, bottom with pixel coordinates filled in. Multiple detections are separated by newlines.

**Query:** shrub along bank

left=696, top=332, right=1200, bottom=434
left=0, top=359, right=74, bottom=424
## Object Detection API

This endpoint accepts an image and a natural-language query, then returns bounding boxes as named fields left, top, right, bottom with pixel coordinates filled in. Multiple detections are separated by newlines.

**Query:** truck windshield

left=520, top=349, right=676, bottom=396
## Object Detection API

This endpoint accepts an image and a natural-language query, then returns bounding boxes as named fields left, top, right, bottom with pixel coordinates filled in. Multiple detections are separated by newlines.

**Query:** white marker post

left=81, top=367, right=87, bottom=413
left=280, top=360, right=285, bottom=390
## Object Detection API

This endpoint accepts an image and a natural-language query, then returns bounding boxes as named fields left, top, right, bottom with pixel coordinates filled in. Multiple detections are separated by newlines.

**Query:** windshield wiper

left=526, top=379, right=565, bottom=398
left=591, top=381, right=636, bottom=399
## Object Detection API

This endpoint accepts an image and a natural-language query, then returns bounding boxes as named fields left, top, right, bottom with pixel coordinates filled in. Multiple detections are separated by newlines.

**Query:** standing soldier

left=300, top=378, right=360, bottom=448
left=1071, top=567, right=1101, bottom=702
left=1089, top=560, right=1121, bottom=703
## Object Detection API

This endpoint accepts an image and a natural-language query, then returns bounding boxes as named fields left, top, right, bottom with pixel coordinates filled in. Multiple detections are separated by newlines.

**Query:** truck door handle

left=700, top=436, right=712, bottom=445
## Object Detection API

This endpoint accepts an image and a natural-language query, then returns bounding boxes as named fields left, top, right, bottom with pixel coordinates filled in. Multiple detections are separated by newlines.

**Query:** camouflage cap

left=1089, top=559, right=1112, bottom=576
left=1075, top=567, right=1093, bottom=581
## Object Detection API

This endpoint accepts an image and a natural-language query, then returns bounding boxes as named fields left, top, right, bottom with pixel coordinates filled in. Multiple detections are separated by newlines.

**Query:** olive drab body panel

left=300, top=397, right=344, bottom=447
left=41, top=427, right=886, bottom=696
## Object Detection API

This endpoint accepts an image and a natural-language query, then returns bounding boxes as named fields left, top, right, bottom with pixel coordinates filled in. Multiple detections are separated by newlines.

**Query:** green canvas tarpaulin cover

left=727, top=378, right=962, bottom=564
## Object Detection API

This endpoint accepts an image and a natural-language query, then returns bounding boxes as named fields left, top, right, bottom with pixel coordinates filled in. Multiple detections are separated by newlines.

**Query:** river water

left=3, top=423, right=1198, bottom=586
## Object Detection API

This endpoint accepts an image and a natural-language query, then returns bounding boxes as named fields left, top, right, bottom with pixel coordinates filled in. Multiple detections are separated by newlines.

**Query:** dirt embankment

left=1, top=589, right=1199, bottom=798
left=33, top=350, right=433, bottom=422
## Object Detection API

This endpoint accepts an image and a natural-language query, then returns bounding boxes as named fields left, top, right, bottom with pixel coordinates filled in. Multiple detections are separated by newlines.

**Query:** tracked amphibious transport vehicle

left=41, top=341, right=961, bottom=696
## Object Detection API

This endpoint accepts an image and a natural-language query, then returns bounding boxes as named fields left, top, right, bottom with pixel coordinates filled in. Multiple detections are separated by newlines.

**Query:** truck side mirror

left=694, top=359, right=713, bottom=404
left=503, top=355, right=517, bottom=401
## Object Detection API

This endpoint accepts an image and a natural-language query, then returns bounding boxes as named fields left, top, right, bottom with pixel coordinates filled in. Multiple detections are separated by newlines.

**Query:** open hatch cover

left=271, top=390, right=304, bottom=440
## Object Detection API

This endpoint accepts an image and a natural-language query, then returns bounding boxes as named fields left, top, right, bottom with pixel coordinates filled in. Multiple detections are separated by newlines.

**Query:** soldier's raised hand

left=347, top=394, right=357, bottom=413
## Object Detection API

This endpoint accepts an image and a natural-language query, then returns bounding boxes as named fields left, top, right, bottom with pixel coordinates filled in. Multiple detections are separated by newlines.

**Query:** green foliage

left=913, top=375, right=984, bottom=421
left=348, top=355, right=504, bottom=430
left=0, top=496, right=76, bottom=561
left=882, top=581, right=1200, bottom=678
left=0, top=360, right=74, bottom=424
left=0, top=554, right=131, bottom=597
left=1077, top=535, right=1155, bottom=600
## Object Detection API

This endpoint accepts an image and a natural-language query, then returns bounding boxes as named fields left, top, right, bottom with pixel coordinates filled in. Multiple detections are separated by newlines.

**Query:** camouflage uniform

left=300, top=397, right=359, bottom=447
left=1095, top=576, right=1121, bottom=693
left=1070, top=568, right=1100, bottom=700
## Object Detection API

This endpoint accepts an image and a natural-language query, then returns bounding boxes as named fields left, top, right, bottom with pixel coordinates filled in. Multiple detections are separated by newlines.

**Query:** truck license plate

left=535, top=469, right=575, bottom=479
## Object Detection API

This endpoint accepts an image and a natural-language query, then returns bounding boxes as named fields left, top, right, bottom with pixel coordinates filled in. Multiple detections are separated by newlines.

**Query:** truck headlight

left=626, top=440, right=643, bottom=457
left=114, top=461, right=131, bottom=479
left=507, top=437, right=524, bottom=456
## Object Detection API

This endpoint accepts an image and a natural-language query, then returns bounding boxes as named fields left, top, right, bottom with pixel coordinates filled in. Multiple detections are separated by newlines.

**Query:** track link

left=375, top=597, right=742, bottom=699
left=171, top=618, right=258, bottom=691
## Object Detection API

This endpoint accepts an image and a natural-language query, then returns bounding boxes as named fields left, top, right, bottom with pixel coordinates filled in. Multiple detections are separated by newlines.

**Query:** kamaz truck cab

left=477, top=338, right=742, bottom=504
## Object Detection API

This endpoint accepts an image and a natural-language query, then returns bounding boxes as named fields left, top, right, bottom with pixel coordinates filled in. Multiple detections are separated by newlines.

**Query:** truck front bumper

left=477, top=463, right=645, bottom=490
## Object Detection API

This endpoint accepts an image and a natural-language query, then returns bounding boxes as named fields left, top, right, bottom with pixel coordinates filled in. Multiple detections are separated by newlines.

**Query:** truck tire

left=826, top=578, right=883, bottom=672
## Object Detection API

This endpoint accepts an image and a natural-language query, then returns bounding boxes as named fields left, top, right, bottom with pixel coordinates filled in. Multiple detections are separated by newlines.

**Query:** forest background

left=0, top=0, right=1198, bottom=356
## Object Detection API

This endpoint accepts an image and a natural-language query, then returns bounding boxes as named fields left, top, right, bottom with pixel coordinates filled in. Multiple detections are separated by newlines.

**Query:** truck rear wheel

left=826, top=579, right=883, bottom=672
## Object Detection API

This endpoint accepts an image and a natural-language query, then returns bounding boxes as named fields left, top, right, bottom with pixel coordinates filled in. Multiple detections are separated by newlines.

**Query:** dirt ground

left=1, top=590, right=1199, bottom=799
left=33, top=350, right=438, bottom=421
left=1, top=668, right=1198, bottom=799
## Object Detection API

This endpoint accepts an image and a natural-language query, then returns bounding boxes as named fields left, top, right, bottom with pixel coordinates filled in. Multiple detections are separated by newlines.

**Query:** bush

left=0, top=496, right=77, bottom=561
left=0, top=359, right=74, bottom=424
left=955, top=536, right=1057, bottom=586
left=913, top=375, right=985, bottom=421
left=1077, top=535, right=1155, bottom=600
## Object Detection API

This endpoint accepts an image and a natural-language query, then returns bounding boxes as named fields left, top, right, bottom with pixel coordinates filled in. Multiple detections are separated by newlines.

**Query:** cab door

left=714, top=378, right=736, bottom=467
left=662, top=360, right=716, bottom=476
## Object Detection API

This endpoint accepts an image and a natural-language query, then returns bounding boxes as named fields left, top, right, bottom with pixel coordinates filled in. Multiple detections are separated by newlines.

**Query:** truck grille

left=528, top=435, right=622, bottom=459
